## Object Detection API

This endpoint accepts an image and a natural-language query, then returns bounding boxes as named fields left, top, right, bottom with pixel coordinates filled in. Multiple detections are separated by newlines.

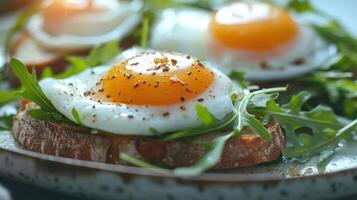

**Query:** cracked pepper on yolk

left=210, top=2, right=298, bottom=51
left=91, top=53, right=214, bottom=105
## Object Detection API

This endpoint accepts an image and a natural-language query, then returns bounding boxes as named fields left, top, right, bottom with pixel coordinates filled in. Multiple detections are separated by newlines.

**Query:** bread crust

left=12, top=107, right=285, bottom=169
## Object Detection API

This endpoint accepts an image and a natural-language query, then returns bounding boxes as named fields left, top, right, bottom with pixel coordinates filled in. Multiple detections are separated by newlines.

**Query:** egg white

left=27, top=0, right=142, bottom=50
left=150, top=8, right=337, bottom=81
left=39, top=55, right=234, bottom=135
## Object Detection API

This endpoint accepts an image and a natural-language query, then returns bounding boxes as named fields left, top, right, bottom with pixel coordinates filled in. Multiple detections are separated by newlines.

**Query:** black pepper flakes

left=128, top=115, right=134, bottom=119
left=198, top=98, right=204, bottom=102
left=133, top=83, right=140, bottom=88
left=179, top=106, right=186, bottom=111
left=162, top=66, right=170, bottom=72
left=84, top=91, right=91, bottom=96
left=124, top=73, right=133, bottom=79
left=131, top=62, right=139, bottom=66
left=293, top=58, right=305, bottom=65
left=185, top=88, right=192, bottom=93
left=180, top=97, right=185, bottom=102
left=171, top=59, right=177, bottom=66
left=163, top=112, right=170, bottom=117
left=260, top=62, right=269, bottom=69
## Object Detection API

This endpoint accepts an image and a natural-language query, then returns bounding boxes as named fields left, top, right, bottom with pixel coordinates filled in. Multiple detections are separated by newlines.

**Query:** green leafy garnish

left=0, top=115, right=14, bottom=131
left=284, top=119, right=356, bottom=158
left=0, top=90, right=18, bottom=107
left=11, top=59, right=57, bottom=112
left=11, top=58, right=73, bottom=124
left=173, top=133, right=233, bottom=176
left=119, top=152, right=170, bottom=174
left=71, top=108, right=82, bottom=125
left=286, top=0, right=316, bottom=13
left=140, top=18, right=150, bottom=48
left=164, top=112, right=235, bottom=141
left=228, top=71, right=248, bottom=89
left=249, top=90, right=355, bottom=168
left=195, top=104, right=215, bottom=126
left=41, top=40, right=120, bottom=80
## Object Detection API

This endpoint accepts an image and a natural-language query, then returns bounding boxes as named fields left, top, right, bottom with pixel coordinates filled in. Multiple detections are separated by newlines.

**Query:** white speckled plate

left=0, top=131, right=357, bottom=200
left=0, top=182, right=11, bottom=200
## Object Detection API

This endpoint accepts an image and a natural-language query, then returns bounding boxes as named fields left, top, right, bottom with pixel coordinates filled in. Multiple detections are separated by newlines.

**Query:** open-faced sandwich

left=5, top=0, right=142, bottom=85
left=10, top=51, right=287, bottom=175
left=150, top=1, right=335, bottom=81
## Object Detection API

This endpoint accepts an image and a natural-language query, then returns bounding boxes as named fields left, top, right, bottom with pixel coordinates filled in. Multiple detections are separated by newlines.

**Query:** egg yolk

left=91, top=53, right=214, bottom=106
left=210, top=2, right=298, bottom=51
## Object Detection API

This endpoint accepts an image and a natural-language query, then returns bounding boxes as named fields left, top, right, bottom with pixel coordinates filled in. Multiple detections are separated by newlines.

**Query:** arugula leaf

left=284, top=119, right=357, bottom=158
left=28, top=109, right=71, bottom=124
left=164, top=112, right=235, bottom=141
left=11, top=59, right=56, bottom=112
left=71, top=108, right=82, bottom=125
left=249, top=90, right=355, bottom=166
left=235, top=87, right=287, bottom=139
left=195, top=104, right=215, bottom=126
left=173, top=133, right=233, bottom=176
left=295, top=71, right=357, bottom=118
left=0, top=115, right=14, bottom=131
left=119, top=153, right=170, bottom=174
left=0, top=90, right=18, bottom=106
left=228, top=71, right=248, bottom=89
left=86, top=40, right=120, bottom=67
left=317, top=149, right=335, bottom=173
left=286, top=0, right=316, bottom=13
left=11, top=59, right=73, bottom=124
left=42, top=40, right=120, bottom=80
left=140, top=18, right=150, bottom=49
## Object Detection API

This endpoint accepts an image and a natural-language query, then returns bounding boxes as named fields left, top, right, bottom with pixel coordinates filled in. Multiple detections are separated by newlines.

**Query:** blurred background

left=0, top=0, right=356, bottom=199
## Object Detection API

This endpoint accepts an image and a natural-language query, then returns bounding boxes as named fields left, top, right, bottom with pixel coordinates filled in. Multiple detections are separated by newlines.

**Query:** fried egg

left=150, top=2, right=337, bottom=81
left=27, top=0, right=142, bottom=50
left=40, top=52, right=234, bottom=135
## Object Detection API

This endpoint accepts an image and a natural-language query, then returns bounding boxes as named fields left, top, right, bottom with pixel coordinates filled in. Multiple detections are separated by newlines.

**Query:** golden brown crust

left=12, top=106, right=285, bottom=169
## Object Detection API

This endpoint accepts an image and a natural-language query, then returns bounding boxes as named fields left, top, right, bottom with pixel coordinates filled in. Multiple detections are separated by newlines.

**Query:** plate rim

left=1, top=135, right=357, bottom=184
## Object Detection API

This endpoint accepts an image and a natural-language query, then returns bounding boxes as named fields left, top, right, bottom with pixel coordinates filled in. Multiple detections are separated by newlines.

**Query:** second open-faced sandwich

left=6, top=0, right=142, bottom=86
left=10, top=50, right=286, bottom=175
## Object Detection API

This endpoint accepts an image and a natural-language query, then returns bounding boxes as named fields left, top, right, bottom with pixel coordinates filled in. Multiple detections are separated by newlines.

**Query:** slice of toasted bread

left=5, top=33, right=88, bottom=87
left=12, top=104, right=285, bottom=169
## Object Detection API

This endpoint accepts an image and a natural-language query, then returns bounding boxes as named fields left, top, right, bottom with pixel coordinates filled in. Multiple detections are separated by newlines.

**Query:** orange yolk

left=210, top=2, right=298, bottom=51
left=91, top=53, right=214, bottom=106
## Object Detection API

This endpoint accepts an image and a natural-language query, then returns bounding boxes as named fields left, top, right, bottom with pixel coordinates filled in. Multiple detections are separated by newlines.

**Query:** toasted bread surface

left=12, top=105, right=285, bottom=169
